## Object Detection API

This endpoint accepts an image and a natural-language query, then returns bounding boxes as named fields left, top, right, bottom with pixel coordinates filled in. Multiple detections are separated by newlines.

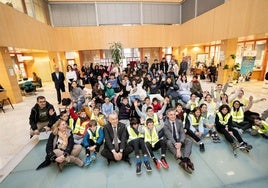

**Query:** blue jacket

left=82, top=127, right=104, bottom=147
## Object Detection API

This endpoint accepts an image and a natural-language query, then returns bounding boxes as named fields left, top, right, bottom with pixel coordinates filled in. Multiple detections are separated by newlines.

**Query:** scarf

left=58, top=131, right=68, bottom=150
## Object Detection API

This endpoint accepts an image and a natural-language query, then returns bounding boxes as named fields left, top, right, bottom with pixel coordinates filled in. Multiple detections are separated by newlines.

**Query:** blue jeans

left=74, top=98, right=85, bottom=112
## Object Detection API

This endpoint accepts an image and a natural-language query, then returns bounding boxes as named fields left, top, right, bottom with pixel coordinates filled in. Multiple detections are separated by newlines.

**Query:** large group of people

left=32, top=57, right=267, bottom=175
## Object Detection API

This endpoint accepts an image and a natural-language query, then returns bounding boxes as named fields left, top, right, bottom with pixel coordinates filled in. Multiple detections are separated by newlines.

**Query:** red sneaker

left=153, top=158, right=161, bottom=169
left=160, top=158, right=169, bottom=169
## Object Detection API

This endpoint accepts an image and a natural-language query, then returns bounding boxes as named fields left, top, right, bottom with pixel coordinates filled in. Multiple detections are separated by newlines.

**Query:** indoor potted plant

left=109, top=42, right=123, bottom=64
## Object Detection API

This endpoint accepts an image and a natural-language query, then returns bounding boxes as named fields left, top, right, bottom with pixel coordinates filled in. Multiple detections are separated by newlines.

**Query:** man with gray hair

left=101, top=112, right=133, bottom=165
left=163, top=108, right=194, bottom=174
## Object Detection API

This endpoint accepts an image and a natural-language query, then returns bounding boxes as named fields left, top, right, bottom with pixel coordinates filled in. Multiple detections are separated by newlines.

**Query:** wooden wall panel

left=0, top=0, right=268, bottom=51
left=0, top=4, right=53, bottom=50
left=0, top=47, right=23, bottom=103
left=180, top=0, right=268, bottom=45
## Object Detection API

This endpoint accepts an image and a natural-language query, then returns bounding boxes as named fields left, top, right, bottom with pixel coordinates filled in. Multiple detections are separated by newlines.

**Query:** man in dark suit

left=51, top=65, right=65, bottom=104
left=101, top=112, right=133, bottom=165
left=163, top=108, right=194, bottom=174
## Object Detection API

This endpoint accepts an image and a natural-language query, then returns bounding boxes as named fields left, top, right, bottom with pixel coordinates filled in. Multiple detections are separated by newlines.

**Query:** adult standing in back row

left=51, top=65, right=65, bottom=104
left=179, top=57, right=188, bottom=76
left=66, top=65, right=77, bottom=92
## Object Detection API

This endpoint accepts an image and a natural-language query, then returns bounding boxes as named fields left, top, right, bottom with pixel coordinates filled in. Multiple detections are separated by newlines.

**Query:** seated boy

left=127, top=118, right=152, bottom=175
left=69, top=107, right=90, bottom=144
left=138, top=116, right=169, bottom=169
left=82, top=120, right=104, bottom=166
left=90, top=106, right=106, bottom=127
left=251, top=117, right=268, bottom=139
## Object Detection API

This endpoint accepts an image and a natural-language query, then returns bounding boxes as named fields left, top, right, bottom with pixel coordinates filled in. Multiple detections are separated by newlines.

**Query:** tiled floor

left=0, top=79, right=268, bottom=187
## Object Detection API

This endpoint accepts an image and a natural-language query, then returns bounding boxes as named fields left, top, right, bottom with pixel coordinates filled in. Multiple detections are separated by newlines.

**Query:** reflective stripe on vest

left=254, top=121, right=268, bottom=134
left=231, top=108, right=244, bottom=123
left=87, top=126, right=101, bottom=143
left=127, top=126, right=144, bottom=142
left=73, top=118, right=89, bottom=135
left=189, top=114, right=200, bottom=127
left=68, top=118, right=75, bottom=130
left=217, top=112, right=231, bottom=125
left=144, top=127, right=158, bottom=147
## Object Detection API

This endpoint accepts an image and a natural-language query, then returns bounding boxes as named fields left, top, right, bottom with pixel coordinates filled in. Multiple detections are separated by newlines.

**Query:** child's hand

left=140, top=118, right=145, bottom=124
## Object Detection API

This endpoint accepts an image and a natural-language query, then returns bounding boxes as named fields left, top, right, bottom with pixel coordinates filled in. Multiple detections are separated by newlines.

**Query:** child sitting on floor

left=251, top=117, right=268, bottom=139
left=82, top=120, right=104, bottom=166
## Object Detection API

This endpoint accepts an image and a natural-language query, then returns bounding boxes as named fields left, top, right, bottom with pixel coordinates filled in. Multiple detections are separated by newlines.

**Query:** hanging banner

left=240, top=56, right=256, bottom=81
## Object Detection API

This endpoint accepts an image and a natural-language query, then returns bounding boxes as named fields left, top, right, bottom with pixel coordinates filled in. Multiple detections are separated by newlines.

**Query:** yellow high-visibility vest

left=87, top=126, right=101, bottom=143
left=217, top=112, right=231, bottom=126
left=68, top=117, right=75, bottom=130
left=190, top=101, right=198, bottom=111
left=189, top=114, right=201, bottom=127
left=72, top=118, right=89, bottom=135
left=253, top=121, right=268, bottom=134
left=144, top=127, right=159, bottom=147
left=146, top=113, right=159, bottom=127
left=231, top=108, right=244, bottom=123
left=127, top=126, right=144, bottom=142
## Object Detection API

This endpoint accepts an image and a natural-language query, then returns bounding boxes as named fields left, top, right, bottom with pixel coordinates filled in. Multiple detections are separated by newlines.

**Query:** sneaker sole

left=136, top=171, right=142, bottom=175
left=161, top=163, right=169, bottom=169
left=160, top=160, right=169, bottom=169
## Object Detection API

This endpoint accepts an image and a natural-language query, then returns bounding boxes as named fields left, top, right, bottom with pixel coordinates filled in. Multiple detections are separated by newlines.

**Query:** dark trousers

left=185, top=128, right=201, bottom=143
left=208, top=73, right=216, bottom=82
left=244, top=110, right=260, bottom=124
left=216, top=124, right=243, bottom=144
left=232, top=121, right=252, bottom=131
left=128, top=138, right=148, bottom=156
left=85, top=139, right=102, bottom=155
left=68, top=79, right=74, bottom=92
left=192, top=92, right=203, bottom=99
left=145, top=139, right=166, bottom=158
left=101, top=144, right=133, bottom=161
left=56, top=85, right=65, bottom=104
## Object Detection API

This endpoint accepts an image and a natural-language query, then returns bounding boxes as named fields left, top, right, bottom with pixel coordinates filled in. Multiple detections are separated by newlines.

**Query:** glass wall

left=0, top=0, right=50, bottom=24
